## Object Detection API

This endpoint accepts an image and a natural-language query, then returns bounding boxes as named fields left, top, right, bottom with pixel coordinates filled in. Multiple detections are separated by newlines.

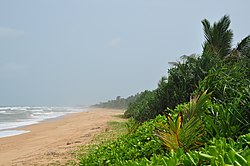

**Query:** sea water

left=0, top=106, right=86, bottom=138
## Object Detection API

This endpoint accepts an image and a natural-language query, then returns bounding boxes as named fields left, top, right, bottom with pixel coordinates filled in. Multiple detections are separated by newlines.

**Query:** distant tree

left=92, top=94, right=141, bottom=110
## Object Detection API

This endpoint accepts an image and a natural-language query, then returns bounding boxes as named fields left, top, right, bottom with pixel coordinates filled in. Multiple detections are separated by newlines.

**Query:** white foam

left=0, top=121, right=39, bottom=130
left=0, top=106, right=88, bottom=133
left=30, top=109, right=43, bottom=112
left=0, top=130, right=30, bottom=138
left=10, top=107, right=28, bottom=111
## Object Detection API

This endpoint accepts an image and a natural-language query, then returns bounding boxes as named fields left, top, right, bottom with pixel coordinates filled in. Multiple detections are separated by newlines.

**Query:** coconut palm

left=202, top=15, right=233, bottom=59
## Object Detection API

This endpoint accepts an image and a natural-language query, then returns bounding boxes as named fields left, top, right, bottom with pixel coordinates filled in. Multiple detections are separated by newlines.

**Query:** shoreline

left=0, top=110, right=86, bottom=139
left=0, top=107, right=88, bottom=138
left=0, top=108, right=124, bottom=165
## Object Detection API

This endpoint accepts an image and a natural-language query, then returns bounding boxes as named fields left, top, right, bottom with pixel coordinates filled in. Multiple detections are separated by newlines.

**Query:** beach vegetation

left=155, top=91, right=210, bottom=152
left=79, top=115, right=166, bottom=165
left=197, top=63, right=250, bottom=139
left=78, top=15, right=250, bottom=165
left=124, top=15, right=250, bottom=124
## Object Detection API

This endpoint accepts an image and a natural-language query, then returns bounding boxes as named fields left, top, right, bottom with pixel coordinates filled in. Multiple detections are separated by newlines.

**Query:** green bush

left=79, top=112, right=250, bottom=165
left=155, top=91, right=211, bottom=152
left=124, top=90, right=161, bottom=122
left=79, top=115, right=167, bottom=165
left=116, top=134, right=250, bottom=166
left=198, top=135, right=250, bottom=166
left=197, top=62, right=250, bottom=138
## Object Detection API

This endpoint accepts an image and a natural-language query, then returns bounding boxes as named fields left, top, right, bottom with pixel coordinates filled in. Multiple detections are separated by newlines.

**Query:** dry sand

left=0, top=108, right=124, bottom=166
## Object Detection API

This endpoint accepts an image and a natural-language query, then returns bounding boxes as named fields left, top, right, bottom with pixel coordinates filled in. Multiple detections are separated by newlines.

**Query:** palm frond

left=155, top=91, right=210, bottom=152
left=237, top=35, right=250, bottom=50
left=202, top=15, right=233, bottom=58
left=236, top=35, right=250, bottom=57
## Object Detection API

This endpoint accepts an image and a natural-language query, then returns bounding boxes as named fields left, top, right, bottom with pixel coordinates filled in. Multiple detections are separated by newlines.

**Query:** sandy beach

left=0, top=108, right=124, bottom=166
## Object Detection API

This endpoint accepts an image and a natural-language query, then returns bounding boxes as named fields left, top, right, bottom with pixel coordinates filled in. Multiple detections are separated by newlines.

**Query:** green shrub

left=118, top=149, right=200, bottom=166
left=155, top=91, right=211, bottom=152
left=79, top=115, right=167, bottom=165
left=125, top=118, right=140, bottom=135
left=115, top=134, right=250, bottom=166
left=124, top=90, right=161, bottom=122
left=197, top=62, right=250, bottom=138
left=198, top=135, right=250, bottom=166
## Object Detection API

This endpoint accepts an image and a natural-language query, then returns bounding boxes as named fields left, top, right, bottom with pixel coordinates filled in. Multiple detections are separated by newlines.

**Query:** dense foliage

left=155, top=91, right=211, bottom=152
left=124, top=55, right=207, bottom=122
left=79, top=115, right=167, bottom=165
left=79, top=15, right=250, bottom=165
left=117, top=134, right=250, bottom=166
left=79, top=115, right=250, bottom=165
left=197, top=63, right=250, bottom=139
left=124, top=15, right=250, bottom=123
left=123, top=90, right=159, bottom=122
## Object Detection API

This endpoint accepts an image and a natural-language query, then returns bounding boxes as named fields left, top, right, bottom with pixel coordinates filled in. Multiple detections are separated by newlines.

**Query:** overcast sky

left=0, top=0, right=249, bottom=106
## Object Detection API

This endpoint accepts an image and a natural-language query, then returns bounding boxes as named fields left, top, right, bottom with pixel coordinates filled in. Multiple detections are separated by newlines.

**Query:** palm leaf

left=154, top=112, right=183, bottom=151
left=236, top=35, right=250, bottom=52
left=236, top=35, right=250, bottom=59
left=202, top=15, right=233, bottom=58
left=155, top=91, right=210, bottom=152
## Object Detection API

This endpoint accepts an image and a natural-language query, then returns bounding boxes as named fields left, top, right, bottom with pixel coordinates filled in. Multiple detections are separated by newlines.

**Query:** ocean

left=0, top=106, right=86, bottom=138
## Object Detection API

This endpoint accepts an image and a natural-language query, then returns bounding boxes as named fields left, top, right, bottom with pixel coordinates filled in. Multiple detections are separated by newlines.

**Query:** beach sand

left=0, top=108, right=124, bottom=166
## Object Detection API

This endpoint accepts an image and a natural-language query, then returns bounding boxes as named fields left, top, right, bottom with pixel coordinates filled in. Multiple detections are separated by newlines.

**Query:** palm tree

left=202, top=15, right=233, bottom=59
